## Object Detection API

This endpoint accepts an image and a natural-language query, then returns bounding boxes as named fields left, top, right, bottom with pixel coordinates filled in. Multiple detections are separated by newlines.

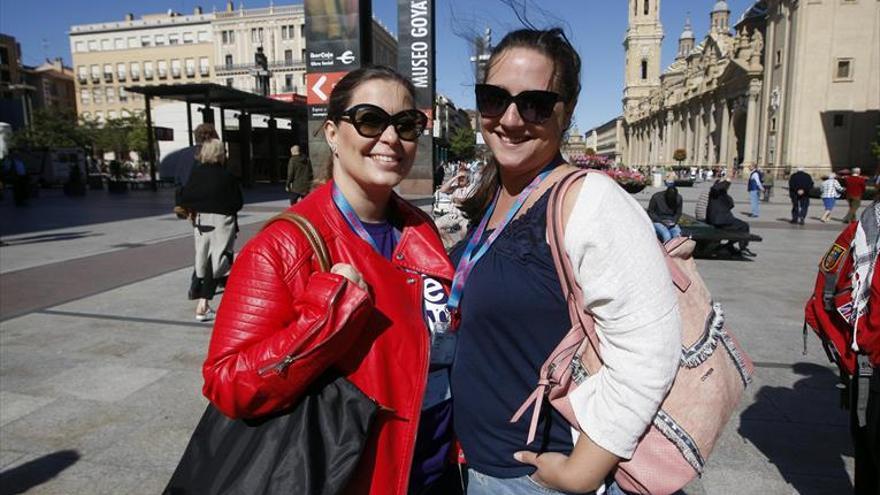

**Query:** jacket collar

left=298, top=181, right=454, bottom=281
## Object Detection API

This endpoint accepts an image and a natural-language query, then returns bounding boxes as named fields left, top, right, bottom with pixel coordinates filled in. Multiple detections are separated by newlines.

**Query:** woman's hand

left=514, top=451, right=598, bottom=493
left=514, top=432, right=620, bottom=494
left=331, top=263, right=368, bottom=292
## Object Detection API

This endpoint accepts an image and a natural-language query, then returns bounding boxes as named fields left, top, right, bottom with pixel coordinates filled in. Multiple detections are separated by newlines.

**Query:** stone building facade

left=622, top=0, right=880, bottom=176
left=69, top=8, right=215, bottom=122
left=212, top=2, right=397, bottom=97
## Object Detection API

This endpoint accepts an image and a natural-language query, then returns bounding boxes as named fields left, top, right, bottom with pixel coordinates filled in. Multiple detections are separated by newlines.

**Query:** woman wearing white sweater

left=819, top=173, right=845, bottom=223
left=449, top=29, right=681, bottom=494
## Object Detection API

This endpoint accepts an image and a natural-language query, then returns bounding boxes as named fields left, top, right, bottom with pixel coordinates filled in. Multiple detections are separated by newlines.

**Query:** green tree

left=585, top=147, right=596, bottom=155
left=448, top=127, right=476, bottom=161
left=10, top=108, right=88, bottom=150
left=673, top=148, right=687, bottom=165
left=87, top=113, right=149, bottom=160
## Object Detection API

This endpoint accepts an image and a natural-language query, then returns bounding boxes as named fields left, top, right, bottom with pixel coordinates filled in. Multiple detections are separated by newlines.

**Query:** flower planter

left=620, top=182, right=647, bottom=194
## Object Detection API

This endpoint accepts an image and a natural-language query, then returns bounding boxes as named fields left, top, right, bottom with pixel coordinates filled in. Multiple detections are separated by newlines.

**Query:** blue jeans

left=823, top=197, right=836, bottom=211
left=467, top=469, right=628, bottom=495
left=748, top=189, right=761, bottom=217
left=652, top=223, right=682, bottom=243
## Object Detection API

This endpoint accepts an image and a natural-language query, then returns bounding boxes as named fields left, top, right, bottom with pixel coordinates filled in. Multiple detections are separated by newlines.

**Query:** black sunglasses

left=338, top=104, right=428, bottom=142
left=475, top=84, right=563, bottom=124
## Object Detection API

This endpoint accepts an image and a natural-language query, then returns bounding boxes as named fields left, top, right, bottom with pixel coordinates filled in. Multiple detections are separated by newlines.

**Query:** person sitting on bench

left=647, top=185, right=683, bottom=243
left=706, top=179, right=756, bottom=257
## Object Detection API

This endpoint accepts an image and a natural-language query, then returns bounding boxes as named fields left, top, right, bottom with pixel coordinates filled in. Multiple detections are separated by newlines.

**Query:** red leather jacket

left=203, top=181, right=454, bottom=495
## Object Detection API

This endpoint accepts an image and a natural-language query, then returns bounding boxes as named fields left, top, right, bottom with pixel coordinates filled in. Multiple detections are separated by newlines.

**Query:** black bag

left=164, top=374, right=378, bottom=495
left=165, top=212, right=377, bottom=495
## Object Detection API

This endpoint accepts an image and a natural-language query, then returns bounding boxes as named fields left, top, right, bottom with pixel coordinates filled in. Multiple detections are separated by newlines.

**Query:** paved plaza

left=0, top=179, right=868, bottom=494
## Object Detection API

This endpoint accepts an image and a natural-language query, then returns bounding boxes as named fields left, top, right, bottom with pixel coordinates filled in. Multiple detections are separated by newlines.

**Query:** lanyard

left=447, top=160, right=560, bottom=321
left=332, top=183, right=399, bottom=254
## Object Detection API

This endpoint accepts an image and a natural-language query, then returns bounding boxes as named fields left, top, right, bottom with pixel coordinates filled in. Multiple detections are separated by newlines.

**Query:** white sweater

left=563, top=172, right=682, bottom=459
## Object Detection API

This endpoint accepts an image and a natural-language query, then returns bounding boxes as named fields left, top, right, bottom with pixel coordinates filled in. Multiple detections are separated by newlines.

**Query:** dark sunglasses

left=475, top=83, right=563, bottom=124
left=338, top=104, right=428, bottom=142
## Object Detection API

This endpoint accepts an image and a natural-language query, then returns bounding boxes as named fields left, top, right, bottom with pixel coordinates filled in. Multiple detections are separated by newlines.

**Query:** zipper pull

left=368, top=396, right=396, bottom=414
left=258, top=354, right=296, bottom=376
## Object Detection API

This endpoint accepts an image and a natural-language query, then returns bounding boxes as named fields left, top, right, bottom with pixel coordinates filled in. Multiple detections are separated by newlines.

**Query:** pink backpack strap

left=546, top=169, right=603, bottom=363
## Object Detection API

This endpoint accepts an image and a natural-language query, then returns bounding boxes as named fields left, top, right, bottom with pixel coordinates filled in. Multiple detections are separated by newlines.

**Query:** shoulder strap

left=546, top=170, right=603, bottom=363
left=262, top=212, right=331, bottom=272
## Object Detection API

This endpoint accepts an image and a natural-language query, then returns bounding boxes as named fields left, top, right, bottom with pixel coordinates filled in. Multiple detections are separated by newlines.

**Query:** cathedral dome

left=712, top=0, right=730, bottom=13
left=679, top=19, right=695, bottom=40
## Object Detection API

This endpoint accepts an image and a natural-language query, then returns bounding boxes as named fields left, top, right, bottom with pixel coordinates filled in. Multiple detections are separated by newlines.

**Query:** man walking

left=747, top=164, right=764, bottom=217
left=788, top=167, right=814, bottom=225
left=285, top=145, right=312, bottom=205
left=843, top=167, right=868, bottom=223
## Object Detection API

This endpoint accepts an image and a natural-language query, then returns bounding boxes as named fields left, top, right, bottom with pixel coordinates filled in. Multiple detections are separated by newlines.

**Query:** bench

left=678, top=214, right=762, bottom=257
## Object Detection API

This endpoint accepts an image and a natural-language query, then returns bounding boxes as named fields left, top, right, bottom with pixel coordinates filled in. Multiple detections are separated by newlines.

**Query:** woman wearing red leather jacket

left=202, top=66, right=457, bottom=494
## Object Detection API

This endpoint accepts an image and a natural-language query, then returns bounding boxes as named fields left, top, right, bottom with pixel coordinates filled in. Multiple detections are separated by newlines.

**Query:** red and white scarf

left=851, top=201, right=880, bottom=350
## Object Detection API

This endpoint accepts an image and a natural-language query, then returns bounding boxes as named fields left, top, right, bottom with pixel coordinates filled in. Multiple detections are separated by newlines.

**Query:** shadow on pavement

left=738, top=363, right=853, bottom=494
left=0, top=231, right=103, bottom=246
left=0, top=184, right=287, bottom=237
left=0, top=450, right=81, bottom=494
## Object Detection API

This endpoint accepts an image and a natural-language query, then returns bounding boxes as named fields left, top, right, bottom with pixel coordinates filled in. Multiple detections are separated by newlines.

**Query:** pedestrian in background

left=747, top=164, right=764, bottom=217
left=285, top=144, right=312, bottom=204
left=454, top=28, right=680, bottom=494
left=174, top=123, right=218, bottom=189
left=202, top=66, right=461, bottom=494
left=178, top=139, right=243, bottom=321
left=648, top=185, right=683, bottom=243
left=843, top=167, right=868, bottom=223
left=1, top=150, right=29, bottom=207
left=820, top=172, right=845, bottom=223
left=762, top=169, right=774, bottom=202
left=788, top=166, right=814, bottom=225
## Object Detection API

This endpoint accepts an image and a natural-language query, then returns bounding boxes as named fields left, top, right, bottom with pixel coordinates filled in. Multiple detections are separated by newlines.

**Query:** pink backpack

left=512, top=170, right=754, bottom=495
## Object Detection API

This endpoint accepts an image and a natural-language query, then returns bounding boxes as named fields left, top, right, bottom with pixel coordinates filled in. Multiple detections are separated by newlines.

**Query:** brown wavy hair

left=459, top=28, right=582, bottom=220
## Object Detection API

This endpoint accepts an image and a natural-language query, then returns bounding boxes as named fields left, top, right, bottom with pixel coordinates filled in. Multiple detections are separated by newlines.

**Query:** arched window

left=644, top=0, right=649, bottom=15
left=641, top=60, right=648, bottom=80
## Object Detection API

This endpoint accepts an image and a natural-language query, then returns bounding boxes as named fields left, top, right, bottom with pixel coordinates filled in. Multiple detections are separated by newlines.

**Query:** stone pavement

left=0, top=179, right=868, bottom=494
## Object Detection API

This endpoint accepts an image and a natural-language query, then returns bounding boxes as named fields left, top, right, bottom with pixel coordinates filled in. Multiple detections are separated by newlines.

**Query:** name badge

left=423, top=369, right=451, bottom=410
left=431, top=330, right=457, bottom=366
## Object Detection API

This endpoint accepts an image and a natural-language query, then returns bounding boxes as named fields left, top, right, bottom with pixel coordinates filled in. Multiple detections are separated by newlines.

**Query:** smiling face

left=323, top=78, right=418, bottom=195
left=481, top=47, right=569, bottom=178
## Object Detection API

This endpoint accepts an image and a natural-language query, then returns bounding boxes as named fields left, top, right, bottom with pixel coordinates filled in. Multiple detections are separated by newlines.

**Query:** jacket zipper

left=257, top=279, right=347, bottom=376
left=399, top=268, right=432, bottom=493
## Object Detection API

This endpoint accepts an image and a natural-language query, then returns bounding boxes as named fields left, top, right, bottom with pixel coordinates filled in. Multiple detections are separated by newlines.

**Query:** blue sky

left=1, top=0, right=753, bottom=131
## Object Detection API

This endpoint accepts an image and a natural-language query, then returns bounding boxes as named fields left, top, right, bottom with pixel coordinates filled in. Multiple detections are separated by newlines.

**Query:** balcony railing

left=91, top=75, right=101, bottom=84
left=215, top=60, right=305, bottom=73
left=103, top=73, right=114, bottom=83
left=78, top=76, right=88, bottom=84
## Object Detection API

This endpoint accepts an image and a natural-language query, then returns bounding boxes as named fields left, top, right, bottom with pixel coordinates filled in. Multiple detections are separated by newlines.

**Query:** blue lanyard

left=331, top=183, right=399, bottom=254
left=447, top=158, right=561, bottom=319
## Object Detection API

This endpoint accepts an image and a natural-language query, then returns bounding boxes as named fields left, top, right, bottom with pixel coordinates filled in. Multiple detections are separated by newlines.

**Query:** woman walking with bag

left=450, top=29, right=681, bottom=494
left=201, top=66, right=459, bottom=495
left=177, top=139, right=242, bottom=321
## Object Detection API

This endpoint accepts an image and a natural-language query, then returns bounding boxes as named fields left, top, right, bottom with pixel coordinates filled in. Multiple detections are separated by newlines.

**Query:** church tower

left=623, top=0, right=663, bottom=119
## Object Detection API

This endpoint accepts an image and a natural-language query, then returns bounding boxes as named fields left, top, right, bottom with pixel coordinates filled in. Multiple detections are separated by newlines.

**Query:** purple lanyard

left=447, top=162, right=558, bottom=322
left=332, top=183, right=399, bottom=254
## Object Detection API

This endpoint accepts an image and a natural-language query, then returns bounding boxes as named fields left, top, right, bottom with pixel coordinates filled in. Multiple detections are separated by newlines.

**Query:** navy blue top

left=450, top=190, right=574, bottom=478
left=361, top=220, right=398, bottom=260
